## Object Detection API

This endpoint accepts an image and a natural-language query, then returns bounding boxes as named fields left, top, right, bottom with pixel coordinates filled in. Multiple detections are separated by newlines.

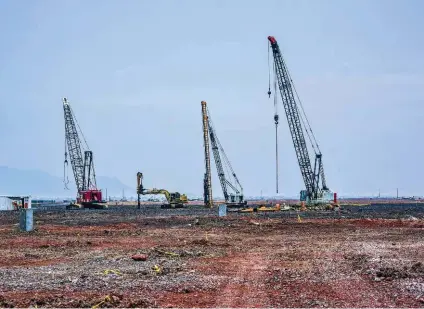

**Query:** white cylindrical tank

left=0, top=197, right=14, bottom=210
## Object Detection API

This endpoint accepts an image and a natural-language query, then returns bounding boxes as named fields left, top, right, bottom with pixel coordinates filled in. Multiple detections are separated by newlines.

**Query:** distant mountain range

left=0, top=166, right=132, bottom=198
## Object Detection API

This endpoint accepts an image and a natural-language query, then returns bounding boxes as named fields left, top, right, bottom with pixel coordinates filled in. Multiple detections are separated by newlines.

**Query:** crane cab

left=226, top=193, right=247, bottom=207
left=76, top=190, right=106, bottom=208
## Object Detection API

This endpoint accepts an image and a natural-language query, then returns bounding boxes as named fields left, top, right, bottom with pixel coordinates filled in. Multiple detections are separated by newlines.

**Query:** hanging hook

left=64, top=140, right=70, bottom=190
left=273, top=59, right=279, bottom=125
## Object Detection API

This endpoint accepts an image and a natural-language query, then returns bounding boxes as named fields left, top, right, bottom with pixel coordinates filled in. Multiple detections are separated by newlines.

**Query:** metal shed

left=0, top=196, right=31, bottom=211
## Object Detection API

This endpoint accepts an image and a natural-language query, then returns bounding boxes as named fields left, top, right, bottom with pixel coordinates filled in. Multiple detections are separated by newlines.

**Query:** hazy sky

left=1, top=0, right=423, bottom=197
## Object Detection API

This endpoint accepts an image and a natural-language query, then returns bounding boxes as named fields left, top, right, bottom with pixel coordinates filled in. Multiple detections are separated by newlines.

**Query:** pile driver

left=201, top=101, right=247, bottom=208
left=267, top=36, right=336, bottom=206
left=63, top=98, right=106, bottom=208
left=136, top=172, right=188, bottom=208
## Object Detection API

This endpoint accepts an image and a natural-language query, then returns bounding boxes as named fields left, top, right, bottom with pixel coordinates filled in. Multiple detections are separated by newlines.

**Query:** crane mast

left=267, top=36, right=332, bottom=204
left=201, top=101, right=213, bottom=207
left=83, top=150, right=97, bottom=190
left=63, top=98, right=103, bottom=206
left=201, top=101, right=246, bottom=207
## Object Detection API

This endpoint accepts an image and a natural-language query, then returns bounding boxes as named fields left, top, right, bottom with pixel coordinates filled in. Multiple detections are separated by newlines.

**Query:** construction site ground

left=0, top=204, right=423, bottom=308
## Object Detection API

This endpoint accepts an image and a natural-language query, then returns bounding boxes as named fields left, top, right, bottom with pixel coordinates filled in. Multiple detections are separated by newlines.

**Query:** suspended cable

left=273, top=62, right=279, bottom=194
left=207, top=108, right=242, bottom=193
left=285, top=66, right=321, bottom=154
left=295, top=99, right=317, bottom=153
left=269, top=45, right=280, bottom=194
left=64, top=137, right=69, bottom=190
left=278, top=57, right=318, bottom=155
left=275, top=119, right=279, bottom=194
left=273, top=62, right=279, bottom=123
left=268, top=43, right=271, bottom=98
left=70, top=105, right=90, bottom=152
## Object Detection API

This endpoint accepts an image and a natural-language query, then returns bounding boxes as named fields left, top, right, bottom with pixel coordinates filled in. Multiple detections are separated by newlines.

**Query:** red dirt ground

left=0, top=212, right=423, bottom=308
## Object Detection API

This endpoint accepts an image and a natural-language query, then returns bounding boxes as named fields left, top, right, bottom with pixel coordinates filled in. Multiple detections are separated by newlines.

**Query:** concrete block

left=19, top=208, right=34, bottom=232
left=218, top=204, right=227, bottom=217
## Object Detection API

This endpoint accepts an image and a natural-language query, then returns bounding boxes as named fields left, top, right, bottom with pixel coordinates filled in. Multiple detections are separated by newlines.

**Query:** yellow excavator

left=136, top=172, right=188, bottom=208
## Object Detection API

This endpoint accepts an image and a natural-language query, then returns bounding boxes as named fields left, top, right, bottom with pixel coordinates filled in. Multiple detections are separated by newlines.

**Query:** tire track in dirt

left=214, top=251, right=271, bottom=307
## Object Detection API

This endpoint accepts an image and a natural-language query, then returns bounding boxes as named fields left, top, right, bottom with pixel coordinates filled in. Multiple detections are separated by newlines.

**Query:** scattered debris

left=152, top=265, right=161, bottom=274
left=131, top=254, right=148, bottom=261
left=405, top=215, right=419, bottom=221
left=154, top=249, right=180, bottom=257
left=102, top=269, right=122, bottom=276
left=92, top=295, right=121, bottom=309
left=0, top=207, right=422, bottom=307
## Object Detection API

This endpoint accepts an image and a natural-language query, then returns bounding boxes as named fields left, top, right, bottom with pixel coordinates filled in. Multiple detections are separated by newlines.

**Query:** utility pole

left=105, top=188, right=108, bottom=202
left=397, top=188, right=399, bottom=199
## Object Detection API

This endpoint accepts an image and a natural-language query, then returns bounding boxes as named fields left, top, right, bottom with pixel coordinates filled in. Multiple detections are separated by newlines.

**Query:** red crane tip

left=268, top=36, right=277, bottom=44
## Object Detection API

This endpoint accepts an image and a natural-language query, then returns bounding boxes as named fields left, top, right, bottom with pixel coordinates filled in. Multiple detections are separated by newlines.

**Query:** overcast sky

left=1, top=0, right=423, bottom=198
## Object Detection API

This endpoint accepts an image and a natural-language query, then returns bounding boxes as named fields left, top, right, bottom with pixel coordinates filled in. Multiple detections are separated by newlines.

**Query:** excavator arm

left=143, top=188, right=171, bottom=202
left=136, top=172, right=188, bottom=208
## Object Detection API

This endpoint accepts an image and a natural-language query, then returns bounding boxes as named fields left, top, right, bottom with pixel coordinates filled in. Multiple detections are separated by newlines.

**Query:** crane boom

left=268, top=36, right=332, bottom=203
left=63, top=98, right=85, bottom=192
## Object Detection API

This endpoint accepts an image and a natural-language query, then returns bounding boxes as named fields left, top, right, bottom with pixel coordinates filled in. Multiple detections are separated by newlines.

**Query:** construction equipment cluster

left=63, top=36, right=337, bottom=210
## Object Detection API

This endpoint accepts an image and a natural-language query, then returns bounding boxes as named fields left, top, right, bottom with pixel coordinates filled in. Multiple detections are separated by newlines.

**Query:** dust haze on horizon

left=0, top=0, right=423, bottom=198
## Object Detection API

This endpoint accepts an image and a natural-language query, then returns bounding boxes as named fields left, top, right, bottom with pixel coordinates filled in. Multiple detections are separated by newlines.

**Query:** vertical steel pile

left=201, top=101, right=213, bottom=207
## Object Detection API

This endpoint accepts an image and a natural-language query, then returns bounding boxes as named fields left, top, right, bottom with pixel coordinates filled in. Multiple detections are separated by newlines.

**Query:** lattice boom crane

left=201, top=101, right=247, bottom=207
left=63, top=98, right=104, bottom=206
left=267, top=36, right=334, bottom=204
